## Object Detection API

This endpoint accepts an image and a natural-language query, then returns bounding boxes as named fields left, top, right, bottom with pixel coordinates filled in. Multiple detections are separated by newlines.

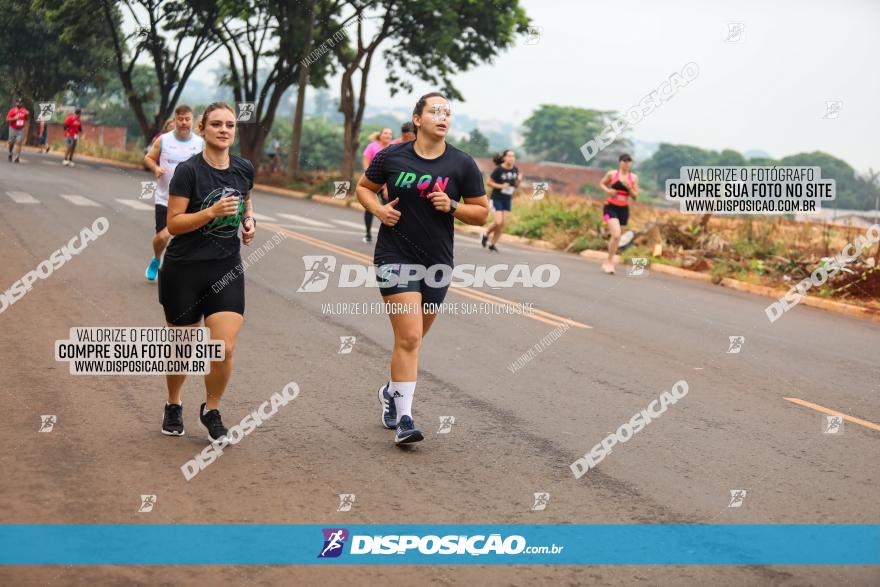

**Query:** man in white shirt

left=143, top=105, right=205, bottom=280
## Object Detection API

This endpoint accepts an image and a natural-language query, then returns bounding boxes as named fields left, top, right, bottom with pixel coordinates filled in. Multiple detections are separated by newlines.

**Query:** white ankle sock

left=390, top=381, right=416, bottom=422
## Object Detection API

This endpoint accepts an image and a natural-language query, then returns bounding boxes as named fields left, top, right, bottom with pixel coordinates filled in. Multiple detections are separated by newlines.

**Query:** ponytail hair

left=493, top=149, right=514, bottom=166
left=367, top=131, right=380, bottom=143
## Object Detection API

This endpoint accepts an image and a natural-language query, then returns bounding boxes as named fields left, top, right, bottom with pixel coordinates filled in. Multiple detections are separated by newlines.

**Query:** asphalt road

left=1, top=150, right=877, bottom=586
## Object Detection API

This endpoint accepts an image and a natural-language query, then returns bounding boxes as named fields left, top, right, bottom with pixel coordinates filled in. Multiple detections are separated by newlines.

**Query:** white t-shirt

left=156, top=130, right=205, bottom=206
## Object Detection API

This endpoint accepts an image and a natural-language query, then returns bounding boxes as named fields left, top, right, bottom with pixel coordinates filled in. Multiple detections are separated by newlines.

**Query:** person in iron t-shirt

left=157, top=102, right=257, bottom=443
left=356, top=92, right=488, bottom=445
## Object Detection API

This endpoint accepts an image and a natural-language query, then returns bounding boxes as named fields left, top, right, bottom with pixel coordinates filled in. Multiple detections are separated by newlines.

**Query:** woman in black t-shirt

left=357, top=92, right=488, bottom=445
left=157, top=102, right=257, bottom=442
left=481, top=149, right=522, bottom=252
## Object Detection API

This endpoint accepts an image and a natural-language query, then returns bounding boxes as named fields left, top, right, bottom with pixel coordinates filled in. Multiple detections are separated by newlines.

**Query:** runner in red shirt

left=62, top=109, right=83, bottom=167
left=6, top=97, right=29, bottom=164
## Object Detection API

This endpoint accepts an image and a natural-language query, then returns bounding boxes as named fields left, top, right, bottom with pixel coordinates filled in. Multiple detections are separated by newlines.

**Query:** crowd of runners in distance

left=5, top=94, right=638, bottom=447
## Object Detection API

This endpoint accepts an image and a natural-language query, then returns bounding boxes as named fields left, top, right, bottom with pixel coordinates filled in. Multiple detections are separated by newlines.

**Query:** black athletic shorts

left=375, top=258, right=450, bottom=307
left=155, top=204, right=168, bottom=234
left=158, top=255, right=245, bottom=325
left=603, top=203, right=629, bottom=226
left=491, top=195, right=512, bottom=212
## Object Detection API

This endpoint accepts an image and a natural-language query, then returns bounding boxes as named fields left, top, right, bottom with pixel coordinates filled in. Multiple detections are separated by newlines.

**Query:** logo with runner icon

left=531, top=181, right=549, bottom=201
left=298, top=255, right=337, bottom=292
left=38, top=415, right=57, bottom=432
left=140, top=181, right=157, bottom=200
left=627, top=257, right=649, bottom=277
left=337, top=494, right=356, bottom=512
left=36, top=102, right=56, bottom=122
left=201, top=187, right=244, bottom=237
left=437, top=416, right=455, bottom=434
left=138, top=494, right=157, bottom=513
left=531, top=492, right=550, bottom=511
left=236, top=102, right=256, bottom=123
left=727, top=336, right=745, bottom=354
left=333, top=181, right=349, bottom=199
left=318, top=528, right=349, bottom=558
left=338, top=336, right=356, bottom=354
left=822, top=415, right=843, bottom=435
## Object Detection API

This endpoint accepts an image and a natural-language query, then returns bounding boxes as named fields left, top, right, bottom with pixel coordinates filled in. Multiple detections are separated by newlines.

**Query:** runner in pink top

left=361, top=127, right=393, bottom=243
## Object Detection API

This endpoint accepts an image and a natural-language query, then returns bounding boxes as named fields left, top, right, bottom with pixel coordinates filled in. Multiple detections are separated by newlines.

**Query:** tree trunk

left=339, top=71, right=356, bottom=181
left=288, top=0, right=317, bottom=180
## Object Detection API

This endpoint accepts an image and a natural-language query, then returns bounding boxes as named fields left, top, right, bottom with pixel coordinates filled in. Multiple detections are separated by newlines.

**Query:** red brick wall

left=46, top=122, right=127, bottom=150
left=474, top=158, right=606, bottom=195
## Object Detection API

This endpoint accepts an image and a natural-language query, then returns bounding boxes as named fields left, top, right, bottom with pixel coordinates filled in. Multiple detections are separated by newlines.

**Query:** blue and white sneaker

left=378, top=382, right=396, bottom=429
left=145, top=257, right=161, bottom=281
left=394, top=415, right=423, bottom=444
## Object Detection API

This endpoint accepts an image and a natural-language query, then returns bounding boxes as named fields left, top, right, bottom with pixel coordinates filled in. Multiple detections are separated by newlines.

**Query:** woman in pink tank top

left=598, top=153, right=639, bottom=274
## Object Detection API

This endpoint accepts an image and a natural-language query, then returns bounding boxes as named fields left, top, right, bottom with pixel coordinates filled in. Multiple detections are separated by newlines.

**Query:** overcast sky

left=192, top=0, right=880, bottom=172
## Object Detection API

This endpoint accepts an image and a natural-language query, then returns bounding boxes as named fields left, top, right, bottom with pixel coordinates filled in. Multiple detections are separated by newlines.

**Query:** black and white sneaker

left=488, top=244, right=499, bottom=253
left=394, top=415, right=424, bottom=444
left=378, top=382, right=397, bottom=429
left=362, top=235, right=372, bottom=243
left=199, top=402, right=228, bottom=441
left=161, top=402, right=184, bottom=436
left=480, top=233, right=488, bottom=248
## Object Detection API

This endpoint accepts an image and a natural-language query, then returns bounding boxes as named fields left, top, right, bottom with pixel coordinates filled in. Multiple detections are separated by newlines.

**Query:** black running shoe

left=7, top=153, right=11, bottom=162
left=480, top=233, right=488, bottom=248
left=378, top=382, right=397, bottom=429
left=394, top=415, right=424, bottom=444
left=199, top=402, right=228, bottom=441
left=13, top=157, right=20, bottom=164
left=488, top=244, right=499, bottom=253
left=162, top=402, right=184, bottom=436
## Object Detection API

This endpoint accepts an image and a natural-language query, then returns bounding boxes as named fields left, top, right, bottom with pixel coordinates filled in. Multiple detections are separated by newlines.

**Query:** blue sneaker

left=145, top=257, right=160, bottom=281
left=394, top=415, right=423, bottom=444
left=378, top=382, right=396, bottom=429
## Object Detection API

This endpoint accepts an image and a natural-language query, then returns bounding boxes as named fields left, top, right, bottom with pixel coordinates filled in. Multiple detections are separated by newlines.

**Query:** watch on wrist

left=242, top=216, right=256, bottom=227
left=448, top=199, right=458, bottom=215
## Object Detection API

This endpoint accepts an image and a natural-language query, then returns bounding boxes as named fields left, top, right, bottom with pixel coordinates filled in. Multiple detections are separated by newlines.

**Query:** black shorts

left=375, top=258, right=450, bottom=306
left=155, top=204, right=168, bottom=233
left=491, top=195, right=512, bottom=212
left=158, top=256, right=245, bottom=325
left=603, top=203, right=629, bottom=226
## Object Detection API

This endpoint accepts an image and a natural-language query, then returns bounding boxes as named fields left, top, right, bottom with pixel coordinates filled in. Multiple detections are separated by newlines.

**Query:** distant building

left=796, top=207, right=879, bottom=228
left=474, top=158, right=604, bottom=195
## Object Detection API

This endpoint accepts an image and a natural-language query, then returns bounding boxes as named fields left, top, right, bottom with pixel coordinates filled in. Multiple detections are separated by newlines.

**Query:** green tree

left=213, top=0, right=335, bottom=165
left=452, top=128, right=491, bottom=158
left=522, top=104, right=628, bottom=166
left=331, top=0, right=530, bottom=181
left=298, top=117, right=344, bottom=170
left=39, top=0, right=230, bottom=145
left=1, top=0, right=114, bottom=140
left=641, top=143, right=716, bottom=186
left=779, top=151, right=874, bottom=211
left=713, top=149, right=746, bottom=166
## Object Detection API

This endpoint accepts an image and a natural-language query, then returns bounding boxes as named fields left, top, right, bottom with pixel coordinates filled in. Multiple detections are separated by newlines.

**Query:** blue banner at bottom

left=0, top=525, right=877, bottom=565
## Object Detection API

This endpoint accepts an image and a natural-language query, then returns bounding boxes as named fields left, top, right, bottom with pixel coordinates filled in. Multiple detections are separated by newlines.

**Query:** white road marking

left=276, top=213, right=332, bottom=227
left=250, top=212, right=277, bottom=222
left=60, top=194, right=100, bottom=207
left=331, top=218, right=365, bottom=229
left=40, top=161, right=60, bottom=166
left=115, top=199, right=153, bottom=211
left=6, top=191, right=39, bottom=204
